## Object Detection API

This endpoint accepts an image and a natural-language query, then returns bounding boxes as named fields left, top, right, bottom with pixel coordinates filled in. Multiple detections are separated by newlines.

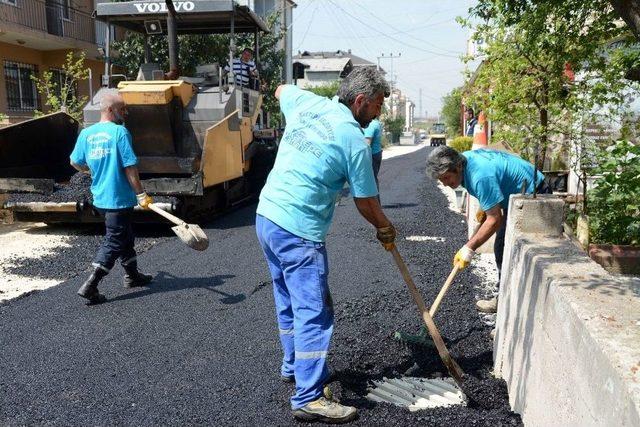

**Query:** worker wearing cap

left=363, top=117, right=384, bottom=190
left=255, top=67, right=395, bottom=424
left=70, top=90, right=154, bottom=305
left=426, top=146, right=551, bottom=313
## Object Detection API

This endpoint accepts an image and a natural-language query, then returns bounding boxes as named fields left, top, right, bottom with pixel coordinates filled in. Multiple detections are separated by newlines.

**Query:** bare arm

left=364, top=137, right=372, bottom=146
left=466, top=205, right=502, bottom=251
left=124, top=165, right=144, bottom=194
left=275, top=84, right=286, bottom=100
left=353, top=196, right=392, bottom=229
left=70, top=161, right=89, bottom=173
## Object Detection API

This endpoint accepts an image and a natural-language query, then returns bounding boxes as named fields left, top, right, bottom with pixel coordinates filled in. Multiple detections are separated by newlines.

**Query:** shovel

left=148, top=203, right=209, bottom=251
left=388, top=244, right=465, bottom=387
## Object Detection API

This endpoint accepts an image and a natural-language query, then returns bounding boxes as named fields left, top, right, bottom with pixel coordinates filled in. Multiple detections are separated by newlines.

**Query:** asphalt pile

left=8, top=172, right=93, bottom=203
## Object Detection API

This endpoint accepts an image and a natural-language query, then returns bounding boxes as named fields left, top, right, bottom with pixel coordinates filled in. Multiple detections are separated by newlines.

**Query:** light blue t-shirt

left=70, top=121, right=138, bottom=209
left=462, top=149, right=545, bottom=211
left=257, top=85, right=378, bottom=242
left=364, top=119, right=383, bottom=155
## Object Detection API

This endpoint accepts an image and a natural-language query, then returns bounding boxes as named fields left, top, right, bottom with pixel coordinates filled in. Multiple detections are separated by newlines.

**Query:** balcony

left=0, top=0, right=102, bottom=48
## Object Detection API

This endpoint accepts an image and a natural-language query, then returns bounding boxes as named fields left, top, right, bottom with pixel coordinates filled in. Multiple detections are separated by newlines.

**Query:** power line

left=294, top=2, right=318, bottom=51
left=325, top=0, right=460, bottom=58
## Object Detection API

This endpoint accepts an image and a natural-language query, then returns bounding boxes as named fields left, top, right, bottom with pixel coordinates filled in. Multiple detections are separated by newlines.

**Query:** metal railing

left=0, top=0, right=98, bottom=45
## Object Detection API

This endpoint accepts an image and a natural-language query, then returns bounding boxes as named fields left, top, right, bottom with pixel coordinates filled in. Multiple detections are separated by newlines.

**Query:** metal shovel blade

left=171, top=223, right=209, bottom=251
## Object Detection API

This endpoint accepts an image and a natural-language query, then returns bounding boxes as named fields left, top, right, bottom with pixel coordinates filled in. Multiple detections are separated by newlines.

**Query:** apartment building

left=0, top=0, right=111, bottom=123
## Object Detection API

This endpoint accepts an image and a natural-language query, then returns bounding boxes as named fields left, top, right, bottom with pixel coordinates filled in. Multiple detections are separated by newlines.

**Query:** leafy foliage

left=306, top=81, right=340, bottom=98
left=383, top=116, right=404, bottom=143
left=31, top=51, right=90, bottom=122
left=463, top=0, right=639, bottom=172
left=441, top=87, right=462, bottom=136
left=588, top=140, right=640, bottom=245
left=112, top=13, right=285, bottom=126
left=450, top=136, right=473, bottom=152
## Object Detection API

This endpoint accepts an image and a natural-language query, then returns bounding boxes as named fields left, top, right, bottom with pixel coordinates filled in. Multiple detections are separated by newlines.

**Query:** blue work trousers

left=93, top=208, right=137, bottom=272
left=255, top=214, right=333, bottom=409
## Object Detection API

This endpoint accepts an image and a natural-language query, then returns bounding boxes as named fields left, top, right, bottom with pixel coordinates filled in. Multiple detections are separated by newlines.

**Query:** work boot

left=292, top=397, right=357, bottom=424
left=476, top=297, right=498, bottom=313
left=77, top=268, right=108, bottom=305
left=123, top=263, right=153, bottom=288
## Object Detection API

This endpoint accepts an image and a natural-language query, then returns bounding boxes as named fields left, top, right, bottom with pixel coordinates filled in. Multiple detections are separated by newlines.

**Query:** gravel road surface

left=0, top=146, right=521, bottom=426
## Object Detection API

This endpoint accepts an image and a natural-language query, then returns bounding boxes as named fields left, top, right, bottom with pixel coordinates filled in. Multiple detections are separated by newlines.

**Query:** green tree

left=306, top=81, right=340, bottom=98
left=32, top=51, right=90, bottom=122
left=441, top=87, right=462, bottom=136
left=112, top=13, right=285, bottom=126
left=463, top=0, right=637, bottom=172
left=383, top=116, right=404, bottom=143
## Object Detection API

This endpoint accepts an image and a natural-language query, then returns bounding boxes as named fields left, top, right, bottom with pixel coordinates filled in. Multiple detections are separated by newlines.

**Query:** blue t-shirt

left=462, top=149, right=545, bottom=211
left=70, top=122, right=138, bottom=209
left=364, top=119, right=383, bottom=155
left=256, top=85, right=378, bottom=242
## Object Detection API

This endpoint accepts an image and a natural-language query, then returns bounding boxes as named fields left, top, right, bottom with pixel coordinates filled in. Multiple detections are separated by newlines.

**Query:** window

left=4, top=61, right=39, bottom=111
left=59, top=0, right=70, bottom=20
left=1, top=0, right=18, bottom=6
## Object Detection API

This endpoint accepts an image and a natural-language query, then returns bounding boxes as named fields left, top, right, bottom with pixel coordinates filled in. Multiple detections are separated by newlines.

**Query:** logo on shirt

left=283, top=129, right=323, bottom=159
left=87, top=132, right=113, bottom=160
left=298, top=112, right=335, bottom=141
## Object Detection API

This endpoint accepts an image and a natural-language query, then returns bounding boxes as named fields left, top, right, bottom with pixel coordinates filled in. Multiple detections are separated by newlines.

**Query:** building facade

left=0, top=0, right=111, bottom=123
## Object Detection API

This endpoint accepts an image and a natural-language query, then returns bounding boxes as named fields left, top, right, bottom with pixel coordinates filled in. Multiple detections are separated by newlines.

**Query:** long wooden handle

left=429, top=266, right=460, bottom=318
left=148, top=203, right=185, bottom=226
left=389, top=245, right=464, bottom=385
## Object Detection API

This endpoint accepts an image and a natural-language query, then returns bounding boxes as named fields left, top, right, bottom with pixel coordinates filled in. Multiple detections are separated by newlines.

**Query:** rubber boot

left=77, top=268, right=108, bottom=305
left=123, top=262, right=153, bottom=288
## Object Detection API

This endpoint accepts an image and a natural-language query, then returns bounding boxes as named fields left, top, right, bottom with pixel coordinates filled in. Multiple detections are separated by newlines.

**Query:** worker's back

left=257, top=86, right=377, bottom=242
left=462, top=149, right=544, bottom=210
left=70, top=122, right=137, bottom=209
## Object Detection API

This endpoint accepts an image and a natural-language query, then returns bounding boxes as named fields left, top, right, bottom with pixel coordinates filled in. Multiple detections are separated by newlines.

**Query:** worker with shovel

left=255, top=67, right=396, bottom=424
left=70, top=90, right=154, bottom=305
left=426, top=146, right=551, bottom=313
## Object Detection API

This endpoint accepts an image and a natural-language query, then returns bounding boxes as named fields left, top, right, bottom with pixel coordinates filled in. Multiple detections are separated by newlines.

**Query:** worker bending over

left=426, top=146, right=551, bottom=313
left=255, top=67, right=395, bottom=423
left=70, top=90, right=154, bottom=304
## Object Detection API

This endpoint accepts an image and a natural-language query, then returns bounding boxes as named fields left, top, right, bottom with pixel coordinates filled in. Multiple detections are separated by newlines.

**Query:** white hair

left=99, top=89, right=124, bottom=112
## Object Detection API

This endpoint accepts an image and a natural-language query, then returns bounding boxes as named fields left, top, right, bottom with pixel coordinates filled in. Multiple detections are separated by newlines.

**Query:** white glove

left=136, top=192, right=153, bottom=209
left=453, top=245, right=475, bottom=270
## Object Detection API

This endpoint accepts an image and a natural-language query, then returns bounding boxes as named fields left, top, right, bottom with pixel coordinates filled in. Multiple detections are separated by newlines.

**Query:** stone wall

left=493, top=195, right=640, bottom=426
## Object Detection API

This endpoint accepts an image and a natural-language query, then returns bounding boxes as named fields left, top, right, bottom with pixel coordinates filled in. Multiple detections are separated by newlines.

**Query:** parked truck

left=1, top=0, right=277, bottom=223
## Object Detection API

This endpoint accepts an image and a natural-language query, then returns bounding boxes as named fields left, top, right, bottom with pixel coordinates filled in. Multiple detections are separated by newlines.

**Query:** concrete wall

left=494, top=195, right=640, bottom=426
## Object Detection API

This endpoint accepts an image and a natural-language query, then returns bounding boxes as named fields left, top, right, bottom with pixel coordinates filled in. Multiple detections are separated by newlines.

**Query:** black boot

left=123, top=262, right=153, bottom=288
left=77, top=267, right=108, bottom=305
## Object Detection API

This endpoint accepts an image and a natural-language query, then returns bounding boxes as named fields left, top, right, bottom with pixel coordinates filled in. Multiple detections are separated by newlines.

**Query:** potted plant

left=587, top=140, right=640, bottom=274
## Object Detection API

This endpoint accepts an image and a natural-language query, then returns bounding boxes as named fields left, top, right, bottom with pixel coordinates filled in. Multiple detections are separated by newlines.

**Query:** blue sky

left=290, top=0, right=476, bottom=118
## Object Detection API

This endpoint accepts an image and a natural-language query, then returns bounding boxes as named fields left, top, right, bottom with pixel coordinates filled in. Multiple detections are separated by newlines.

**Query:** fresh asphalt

left=0, top=147, right=521, bottom=426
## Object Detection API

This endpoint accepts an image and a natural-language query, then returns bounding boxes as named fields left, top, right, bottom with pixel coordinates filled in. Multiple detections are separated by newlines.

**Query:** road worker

left=255, top=67, right=396, bottom=423
left=70, top=90, right=153, bottom=305
left=426, top=146, right=551, bottom=313
left=363, top=116, right=384, bottom=190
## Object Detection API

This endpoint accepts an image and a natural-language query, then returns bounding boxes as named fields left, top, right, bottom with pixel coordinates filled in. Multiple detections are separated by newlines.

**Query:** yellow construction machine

left=1, top=0, right=277, bottom=223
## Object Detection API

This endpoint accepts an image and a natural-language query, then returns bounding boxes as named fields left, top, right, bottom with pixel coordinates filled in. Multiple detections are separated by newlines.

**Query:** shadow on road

left=107, top=271, right=242, bottom=304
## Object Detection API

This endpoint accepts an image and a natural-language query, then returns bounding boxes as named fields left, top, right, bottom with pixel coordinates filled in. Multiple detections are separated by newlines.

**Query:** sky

left=289, top=0, right=476, bottom=119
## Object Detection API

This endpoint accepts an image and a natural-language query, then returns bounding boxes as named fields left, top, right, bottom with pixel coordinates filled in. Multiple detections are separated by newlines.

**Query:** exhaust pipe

left=165, top=0, right=179, bottom=80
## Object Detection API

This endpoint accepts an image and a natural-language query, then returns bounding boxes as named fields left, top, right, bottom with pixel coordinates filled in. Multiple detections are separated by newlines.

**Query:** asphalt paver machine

left=1, top=0, right=277, bottom=223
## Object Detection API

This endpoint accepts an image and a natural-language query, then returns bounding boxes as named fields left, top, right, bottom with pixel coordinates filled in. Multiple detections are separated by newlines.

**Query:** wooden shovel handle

left=429, top=265, right=460, bottom=318
left=389, top=245, right=464, bottom=385
left=148, top=203, right=185, bottom=226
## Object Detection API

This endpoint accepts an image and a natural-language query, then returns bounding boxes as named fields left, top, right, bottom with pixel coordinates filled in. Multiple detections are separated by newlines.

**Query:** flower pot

left=576, top=214, right=589, bottom=249
left=588, top=244, right=640, bottom=275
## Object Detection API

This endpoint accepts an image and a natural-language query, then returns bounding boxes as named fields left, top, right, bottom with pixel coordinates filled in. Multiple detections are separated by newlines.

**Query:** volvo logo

left=133, top=1, right=195, bottom=13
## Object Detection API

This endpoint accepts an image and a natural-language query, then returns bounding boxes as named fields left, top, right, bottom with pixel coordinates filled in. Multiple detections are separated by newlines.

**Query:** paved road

left=0, top=147, right=519, bottom=426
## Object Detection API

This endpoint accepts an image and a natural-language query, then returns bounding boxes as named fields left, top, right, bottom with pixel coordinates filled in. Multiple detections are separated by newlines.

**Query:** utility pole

left=377, top=52, right=401, bottom=118
left=419, top=88, right=422, bottom=120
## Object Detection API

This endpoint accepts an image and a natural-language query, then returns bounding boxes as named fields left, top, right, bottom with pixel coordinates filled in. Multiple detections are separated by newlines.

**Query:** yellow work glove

left=475, top=210, right=486, bottom=224
left=136, top=192, right=153, bottom=210
left=453, top=245, right=475, bottom=270
left=376, top=225, right=397, bottom=251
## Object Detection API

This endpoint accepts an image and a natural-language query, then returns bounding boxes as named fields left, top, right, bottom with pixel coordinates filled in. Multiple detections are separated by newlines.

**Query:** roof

left=294, top=50, right=382, bottom=72
left=95, top=0, right=269, bottom=34
left=292, top=57, right=351, bottom=73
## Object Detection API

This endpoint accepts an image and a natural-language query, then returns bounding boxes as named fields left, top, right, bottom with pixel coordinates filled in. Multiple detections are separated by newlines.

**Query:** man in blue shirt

left=364, top=117, right=383, bottom=189
left=70, top=90, right=154, bottom=305
left=426, top=146, right=551, bottom=313
left=256, top=67, right=395, bottom=423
